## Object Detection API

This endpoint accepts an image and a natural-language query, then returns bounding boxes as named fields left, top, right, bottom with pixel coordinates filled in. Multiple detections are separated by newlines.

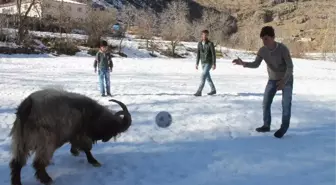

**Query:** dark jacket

left=93, top=50, right=113, bottom=70
left=196, top=40, right=216, bottom=66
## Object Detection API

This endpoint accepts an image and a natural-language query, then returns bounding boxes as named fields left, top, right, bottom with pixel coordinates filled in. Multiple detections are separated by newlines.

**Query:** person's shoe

left=255, top=125, right=270, bottom=132
left=274, top=129, right=285, bottom=138
left=207, top=90, right=216, bottom=95
left=101, top=94, right=106, bottom=97
left=107, top=93, right=112, bottom=97
left=194, top=92, right=201, bottom=96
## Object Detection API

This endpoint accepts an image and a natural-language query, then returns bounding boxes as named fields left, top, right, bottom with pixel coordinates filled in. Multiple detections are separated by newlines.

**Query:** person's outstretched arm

left=232, top=48, right=263, bottom=68
left=243, top=55, right=263, bottom=68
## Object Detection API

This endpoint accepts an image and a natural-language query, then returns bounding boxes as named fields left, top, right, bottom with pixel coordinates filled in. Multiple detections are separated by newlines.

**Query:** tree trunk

left=118, top=35, right=124, bottom=53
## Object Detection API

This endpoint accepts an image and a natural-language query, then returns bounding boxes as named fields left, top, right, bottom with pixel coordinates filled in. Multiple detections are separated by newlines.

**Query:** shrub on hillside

left=161, top=49, right=184, bottom=58
left=0, top=32, right=9, bottom=42
left=50, top=39, right=80, bottom=55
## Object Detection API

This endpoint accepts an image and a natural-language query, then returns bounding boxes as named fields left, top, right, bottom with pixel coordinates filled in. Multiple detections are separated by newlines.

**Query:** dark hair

left=260, top=26, right=275, bottom=38
left=201, top=30, right=209, bottom=34
left=100, top=40, right=108, bottom=47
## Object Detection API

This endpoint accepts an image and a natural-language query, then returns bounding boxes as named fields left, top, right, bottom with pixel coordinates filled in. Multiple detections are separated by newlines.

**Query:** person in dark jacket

left=93, top=40, right=113, bottom=97
left=194, top=29, right=217, bottom=96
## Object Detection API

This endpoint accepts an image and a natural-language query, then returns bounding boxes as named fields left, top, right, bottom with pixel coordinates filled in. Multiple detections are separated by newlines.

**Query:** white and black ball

left=155, top=111, right=172, bottom=128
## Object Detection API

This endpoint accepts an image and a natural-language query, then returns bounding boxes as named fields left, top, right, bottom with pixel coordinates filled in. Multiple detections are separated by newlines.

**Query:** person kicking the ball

left=94, top=40, right=113, bottom=97
left=232, top=26, right=294, bottom=138
left=194, top=29, right=217, bottom=96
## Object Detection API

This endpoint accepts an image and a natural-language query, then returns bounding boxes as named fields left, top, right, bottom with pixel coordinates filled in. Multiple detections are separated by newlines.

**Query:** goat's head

left=88, top=99, right=132, bottom=143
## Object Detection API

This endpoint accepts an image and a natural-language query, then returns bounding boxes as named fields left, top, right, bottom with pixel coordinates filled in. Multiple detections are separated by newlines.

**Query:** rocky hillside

left=195, top=0, right=335, bottom=54
left=96, top=0, right=335, bottom=54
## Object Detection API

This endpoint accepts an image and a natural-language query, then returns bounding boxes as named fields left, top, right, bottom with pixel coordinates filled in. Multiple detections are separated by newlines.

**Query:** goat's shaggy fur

left=9, top=88, right=132, bottom=185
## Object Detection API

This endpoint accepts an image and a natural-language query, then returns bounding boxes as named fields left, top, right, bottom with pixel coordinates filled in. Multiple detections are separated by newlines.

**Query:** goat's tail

left=9, top=96, right=33, bottom=170
left=9, top=117, right=30, bottom=185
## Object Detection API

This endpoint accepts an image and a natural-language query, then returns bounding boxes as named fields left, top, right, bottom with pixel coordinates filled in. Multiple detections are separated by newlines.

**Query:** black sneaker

left=255, top=125, right=270, bottom=132
left=194, top=92, right=201, bottom=96
left=274, top=129, right=285, bottom=138
left=101, top=94, right=106, bottom=97
left=107, top=93, right=112, bottom=97
left=207, top=90, right=216, bottom=95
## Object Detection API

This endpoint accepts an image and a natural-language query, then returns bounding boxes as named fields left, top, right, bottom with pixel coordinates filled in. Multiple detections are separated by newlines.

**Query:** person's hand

left=94, top=68, right=97, bottom=73
left=276, top=79, right=285, bottom=90
left=232, top=57, right=244, bottom=66
left=212, top=64, right=216, bottom=70
left=110, top=68, right=112, bottom=72
left=196, top=64, right=198, bottom=70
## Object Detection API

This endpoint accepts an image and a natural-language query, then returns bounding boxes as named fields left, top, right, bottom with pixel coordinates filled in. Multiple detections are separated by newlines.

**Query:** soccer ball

left=155, top=111, right=172, bottom=128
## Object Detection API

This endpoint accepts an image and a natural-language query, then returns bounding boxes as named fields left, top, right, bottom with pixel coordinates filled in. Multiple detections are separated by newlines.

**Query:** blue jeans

left=98, top=69, right=111, bottom=95
left=263, top=75, right=293, bottom=133
left=196, top=64, right=216, bottom=93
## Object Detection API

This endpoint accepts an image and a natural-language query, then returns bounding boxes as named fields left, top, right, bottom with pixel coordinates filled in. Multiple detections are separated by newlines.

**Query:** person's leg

left=98, top=69, right=105, bottom=96
left=194, top=64, right=209, bottom=96
left=274, top=76, right=294, bottom=138
left=256, top=79, right=277, bottom=132
left=206, top=65, right=216, bottom=95
left=104, top=69, right=111, bottom=96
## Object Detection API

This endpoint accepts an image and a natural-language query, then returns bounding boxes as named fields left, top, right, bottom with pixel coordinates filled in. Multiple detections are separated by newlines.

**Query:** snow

left=54, top=0, right=87, bottom=5
left=0, top=48, right=335, bottom=185
left=0, top=42, right=19, bottom=48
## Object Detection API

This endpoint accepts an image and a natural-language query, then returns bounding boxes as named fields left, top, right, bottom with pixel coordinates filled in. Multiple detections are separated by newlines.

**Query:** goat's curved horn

left=114, top=110, right=124, bottom=117
left=109, top=99, right=131, bottom=131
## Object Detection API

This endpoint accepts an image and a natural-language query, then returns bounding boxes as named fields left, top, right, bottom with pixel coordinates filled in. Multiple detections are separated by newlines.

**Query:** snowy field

left=0, top=52, right=335, bottom=185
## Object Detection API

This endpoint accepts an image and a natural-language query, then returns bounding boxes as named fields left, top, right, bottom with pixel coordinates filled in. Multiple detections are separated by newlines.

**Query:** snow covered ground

left=0, top=52, right=335, bottom=185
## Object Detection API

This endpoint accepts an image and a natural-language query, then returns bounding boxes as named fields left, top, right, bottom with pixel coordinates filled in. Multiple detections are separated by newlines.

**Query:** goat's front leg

left=77, top=136, right=101, bottom=167
left=83, top=149, right=101, bottom=167
left=70, top=144, right=80, bottom=156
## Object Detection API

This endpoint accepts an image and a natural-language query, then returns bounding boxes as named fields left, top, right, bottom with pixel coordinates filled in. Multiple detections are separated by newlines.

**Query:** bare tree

left=159, top=0, right=191, bottom=57
left=118, top=4, right=137, bottom=53
left=0, top=15, right=9, bottom=42
left=16, top=0, right=37, bottom=43
left=134, top=7, right=159, bottom=54
left=192, top=9, right=236, bottom=47
left=134, top=8, right=157, bottom=48
left=84, top=6, right=117, bottom=47
left=57, top=0, right=70, bottom=37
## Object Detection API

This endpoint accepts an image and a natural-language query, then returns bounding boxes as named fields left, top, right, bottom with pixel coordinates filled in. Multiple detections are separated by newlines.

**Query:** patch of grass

left=161, top=49, right=185, bottom=58
left=216, top=50, right=223, bottom=58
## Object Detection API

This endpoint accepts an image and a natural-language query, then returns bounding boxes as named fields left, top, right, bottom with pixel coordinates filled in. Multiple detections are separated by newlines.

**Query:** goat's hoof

left=11, top=180, right=22, bottom=185
left=71, top=151, right=79, bottom=156
left=70, top=149, right=80, bottom=156
left=45, top=180, right=53, bottom=185
left=42, top=178, right=53, bottom=185
left=35, top=171, right=53, bottom=185
left=39, top=176, right=53, bottom=185
left=40, top=177, right=53, bottom=185
left=91, top=162, right=101, bottom=167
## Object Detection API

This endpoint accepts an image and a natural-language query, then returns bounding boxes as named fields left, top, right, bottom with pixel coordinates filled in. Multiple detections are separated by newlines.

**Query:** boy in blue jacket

left=93, top=40, right=113, bottom=97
